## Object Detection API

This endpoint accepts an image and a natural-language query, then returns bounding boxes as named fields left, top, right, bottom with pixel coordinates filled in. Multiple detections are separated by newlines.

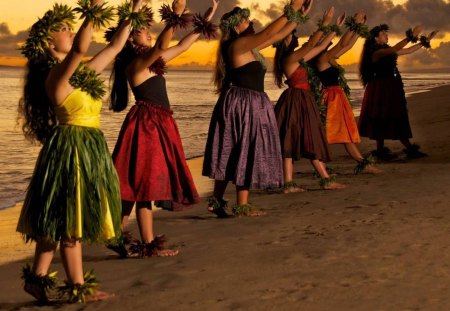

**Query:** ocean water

left=1, top=67, right=449, bottom=209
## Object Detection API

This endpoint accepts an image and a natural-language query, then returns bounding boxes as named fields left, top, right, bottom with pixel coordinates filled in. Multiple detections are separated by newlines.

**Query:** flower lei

left=73, top=0, right=114, bottom=28
left=47, top=58, right=106, bottom=100
left=369, top=24, right=389, bottom=39
left=192, top=13, right=218, bottom=40
left=159, top=4, right=192, bottom=30
left=345, top=16, right=369, bottom=38
left=419, top=35, right=431, bottom=49
left=104, top=1, right=154, bottom=42
left=317, top=19, right=342, bottom=36
left=132, top=44, right=168, bottom=75
left=336, top=65, right=351, bottom=106
left=219, top=8, right=250, bottom=33
left=283, top=4, right=309, bottom=24
left=405, top=28, right=419, bottom=43
left=20, top=4, right=76, bottom=61
left=300, top=59, right=326, bottom=123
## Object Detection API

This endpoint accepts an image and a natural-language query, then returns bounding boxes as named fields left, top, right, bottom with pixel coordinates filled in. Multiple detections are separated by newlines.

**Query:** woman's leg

left=310, top=159, right=346, bottom=190
left=121, top=200, right=135, bottom=230
left=234, top=186, right=265, bottom=216
left=24, top=239, right=58, bottom=301
left=213, top=180, right=228, bottom=200
left=135, top=202, right=178, bottom=256
left=345, top=143, right=382, bottom=174
left=282, top=158, right=305, bottom=193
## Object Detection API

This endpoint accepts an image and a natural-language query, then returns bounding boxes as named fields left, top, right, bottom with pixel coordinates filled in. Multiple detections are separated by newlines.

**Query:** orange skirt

left=323, top=86, right=360, bottom=144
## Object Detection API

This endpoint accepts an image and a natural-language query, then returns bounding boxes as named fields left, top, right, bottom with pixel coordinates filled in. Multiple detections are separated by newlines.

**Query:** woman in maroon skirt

left=358, top=24, right=437, bottom=160
left=203, top=0, right=306, bottom=217
left=109, top=0, right=219, bottom=257
left=273, top=7, right=346, bottom=193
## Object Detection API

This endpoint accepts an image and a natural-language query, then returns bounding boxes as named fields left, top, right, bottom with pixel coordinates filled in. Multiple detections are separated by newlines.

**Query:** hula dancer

left=359, top=23, right=438, bottom=160
left=273, top=6, right=346, bottom=193
left=109, top=0, right=218, bottom=257
left=312, top=11, right=381, bottom=174
left=16, top=0, right=143, bottom=303
left=203, top=0, right=307, bottom=217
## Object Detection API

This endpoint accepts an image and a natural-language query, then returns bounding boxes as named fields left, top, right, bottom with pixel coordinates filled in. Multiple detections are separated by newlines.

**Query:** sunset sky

left=0, top=0, right=449, bottom=70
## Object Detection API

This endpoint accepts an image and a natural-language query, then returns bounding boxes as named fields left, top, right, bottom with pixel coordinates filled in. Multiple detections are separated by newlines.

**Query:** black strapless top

left=131, top=75, right=170, bottom=108
left=317, top=66, right=340, bottom=87
left=230, top=61, right=266, bottom=92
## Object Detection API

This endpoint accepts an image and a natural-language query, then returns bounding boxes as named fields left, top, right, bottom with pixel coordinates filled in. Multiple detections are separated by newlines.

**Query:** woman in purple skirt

left=359, top=24, right=437, bottom=160
left=203, top=0, right=306, bottom=217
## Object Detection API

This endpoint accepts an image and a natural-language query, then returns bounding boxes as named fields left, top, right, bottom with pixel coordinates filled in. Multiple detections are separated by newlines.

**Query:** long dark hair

left=273, top=42, right=289, bottom=88
left=18, top=57, right=56, bottom=144
left=110, top=42, right=136, bottom=112
left=213, top=7, right=241, bottom=94
left=359, top=24, right=390, bottom=86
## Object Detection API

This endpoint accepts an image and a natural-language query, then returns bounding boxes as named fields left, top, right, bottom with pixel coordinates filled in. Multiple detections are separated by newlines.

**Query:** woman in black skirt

left=358, top=24, right=437, bottom=160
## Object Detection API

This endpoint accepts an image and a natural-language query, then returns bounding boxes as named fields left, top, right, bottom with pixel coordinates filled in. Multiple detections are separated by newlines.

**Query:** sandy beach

left=1, top=85, right=450, bottom=310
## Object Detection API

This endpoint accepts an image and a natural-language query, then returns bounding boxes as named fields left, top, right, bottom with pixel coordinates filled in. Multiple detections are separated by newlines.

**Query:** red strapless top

left=285, top=65, right=310, bottom=91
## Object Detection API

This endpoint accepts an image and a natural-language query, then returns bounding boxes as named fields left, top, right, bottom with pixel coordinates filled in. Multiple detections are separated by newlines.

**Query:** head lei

left=370, top=24, right=389, bottom=38
left=20, top=4, right=76, bottom=61
left=220, top=8, right=250, bottom=33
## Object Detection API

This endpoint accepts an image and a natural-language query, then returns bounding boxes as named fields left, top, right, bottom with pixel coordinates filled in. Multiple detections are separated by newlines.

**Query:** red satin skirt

left=112, top=101, right=199, bottom=211
left=322, top=86, right=360, bottom=144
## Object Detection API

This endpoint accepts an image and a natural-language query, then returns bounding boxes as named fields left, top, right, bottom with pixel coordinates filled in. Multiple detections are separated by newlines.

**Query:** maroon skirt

left=112, top=101, right=199, bottom=211
left=358, top=76, right=412, bottom=140
left=274, top=87, right=331, bottom=162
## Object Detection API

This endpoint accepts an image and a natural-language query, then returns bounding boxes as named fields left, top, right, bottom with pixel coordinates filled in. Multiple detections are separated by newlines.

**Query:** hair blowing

left=110, top=42, right=136, bottom=112
left=18, top=58, right=56, bottom=144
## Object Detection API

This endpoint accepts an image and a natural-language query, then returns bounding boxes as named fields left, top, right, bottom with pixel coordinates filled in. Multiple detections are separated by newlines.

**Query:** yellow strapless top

left=54, top=89, right=102, bottom=128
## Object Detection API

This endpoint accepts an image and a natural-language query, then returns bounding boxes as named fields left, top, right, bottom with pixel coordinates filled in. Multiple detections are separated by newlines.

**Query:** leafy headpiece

left=20, top=4, right=76, bottom=61
left=220, top=8, right=250, bottom=33
left=370, top=24, right=389, bottom=38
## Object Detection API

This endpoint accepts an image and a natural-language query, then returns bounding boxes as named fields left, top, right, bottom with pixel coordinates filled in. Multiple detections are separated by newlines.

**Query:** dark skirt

left=358, top=76, right=412, bottom=140
left=112, top=101, right=199, bottom=211
left=274, top=87, right=331, bottom=162
left=202, top=86, right=283, bottom=189
left=17, top=125, right=122, bottom=243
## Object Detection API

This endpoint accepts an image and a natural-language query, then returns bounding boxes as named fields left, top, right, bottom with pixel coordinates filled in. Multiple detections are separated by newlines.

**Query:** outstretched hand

left=172, top=0, right=186, bottom=15
left=336, top=12, right=346, bottom=26
left=322, top=6, right=335, bottom=26
left=354, top=10, right=365, bottom=24
left=412, top=24, right=423, bottom=37
left=300, top=0, right=313, bottom=16
left=427, top=30, right=438, bottom=40
left=291, top=0, right=306, bottom=12
left=204, top=0, right=219, bottom=21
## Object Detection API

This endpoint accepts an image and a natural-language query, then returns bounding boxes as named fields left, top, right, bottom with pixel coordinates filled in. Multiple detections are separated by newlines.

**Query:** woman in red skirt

left=108, top=0, right=219, bottom=257
left=358, top=24, right=437, bottom=160
left=273, top=7, right=346, bottom=193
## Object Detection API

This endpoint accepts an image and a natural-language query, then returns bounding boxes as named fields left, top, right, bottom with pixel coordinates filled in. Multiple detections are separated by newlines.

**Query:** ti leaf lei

left=336, top=65, right=352, bottom=106
left=48, top=58, right=105, bottom=100
left=300, top=59, right=326, bottom=123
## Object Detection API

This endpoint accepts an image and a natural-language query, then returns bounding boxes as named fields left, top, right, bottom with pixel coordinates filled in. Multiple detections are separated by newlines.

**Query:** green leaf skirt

left=17, top=125, right=121, bottom=243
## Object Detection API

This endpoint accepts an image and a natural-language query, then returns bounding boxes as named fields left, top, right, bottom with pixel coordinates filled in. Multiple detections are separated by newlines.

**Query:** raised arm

left=48, top=1, right=107, bottom=88
left=257, top=0, right=313, bottom=50
left=397, top=30, right=438, bottom=56
left=372, top=24, right=422, bottom=62
left=129, top=0, right=186, bottom=73
left=285, top=6, right=335, bottom=64
left=233, top=0, right=305, bottom=54
left=88, top=0, right=144, bottom=72
left=304, top=30, right=336, bottom=61
left=162, top=0, right=219, bottom=62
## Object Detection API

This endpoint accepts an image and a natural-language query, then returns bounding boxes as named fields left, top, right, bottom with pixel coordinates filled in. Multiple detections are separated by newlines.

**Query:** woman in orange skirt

left=312, top=12, right=381, bottom=174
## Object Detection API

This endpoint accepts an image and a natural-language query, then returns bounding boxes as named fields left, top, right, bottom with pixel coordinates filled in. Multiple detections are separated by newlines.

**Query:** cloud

left=402, top=41, right=450, bottom=67
left=0, top=23, right=11, bottom=35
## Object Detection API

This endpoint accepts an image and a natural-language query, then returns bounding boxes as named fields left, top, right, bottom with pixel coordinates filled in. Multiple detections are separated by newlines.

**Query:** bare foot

left=362, top=165, right=382, bottom=174
left=85, top=290, right=115, bottom=302
left=282, top=186, right=306, bottom=194
left=24, top=282, right=48, bottom=302
left=246, top=209, right=266, bottom=217
left=153, top=249, right=180, bottom=257
left=323, top=182, right=346, bottom=190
